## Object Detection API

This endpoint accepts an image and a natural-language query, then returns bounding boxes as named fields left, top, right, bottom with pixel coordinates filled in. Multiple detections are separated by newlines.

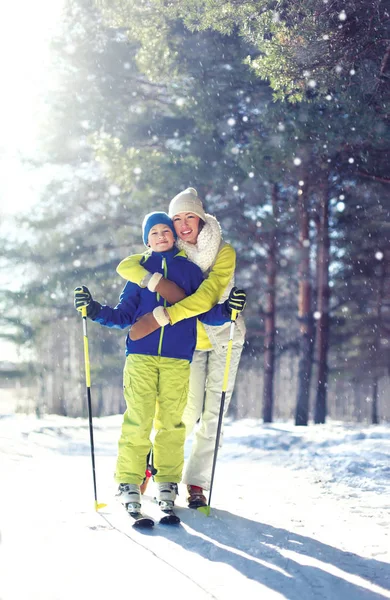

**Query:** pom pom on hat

left=142, top=211, right=177, bottom=246
left=168, top=187, right=206, bottom=222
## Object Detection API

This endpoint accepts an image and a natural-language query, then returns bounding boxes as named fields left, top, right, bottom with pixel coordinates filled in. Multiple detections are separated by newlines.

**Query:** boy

left=74, top=212, right=232, bottom=520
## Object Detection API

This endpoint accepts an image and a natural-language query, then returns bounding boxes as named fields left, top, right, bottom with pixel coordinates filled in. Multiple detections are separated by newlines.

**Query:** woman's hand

left=225, top=287, right=247, bottom=314
left=129, top=307, right=170, bottom=341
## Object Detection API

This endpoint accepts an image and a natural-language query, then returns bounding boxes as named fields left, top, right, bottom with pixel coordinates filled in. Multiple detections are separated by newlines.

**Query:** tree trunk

left=295, top=183, right=314, bottom=426
left=371, top=252, right=386, bottom=424
left=314, top=176, right=330, bottom=424
left=263, top=184, right=278, bottom=423
left=372, top=379, right=379, bottom=425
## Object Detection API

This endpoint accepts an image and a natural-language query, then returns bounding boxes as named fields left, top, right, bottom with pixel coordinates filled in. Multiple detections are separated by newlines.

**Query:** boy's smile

left=148, top=223, right=175, bottom=252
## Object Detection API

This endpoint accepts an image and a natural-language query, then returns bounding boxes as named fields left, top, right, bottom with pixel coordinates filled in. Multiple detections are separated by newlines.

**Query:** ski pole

left=198, top=308, right=238, bottom=516
left=81, top=305, right=106, bottom=511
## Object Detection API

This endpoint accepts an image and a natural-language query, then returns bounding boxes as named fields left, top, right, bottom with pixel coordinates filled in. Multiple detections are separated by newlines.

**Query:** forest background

left=0, top=0, right=389, bottom=426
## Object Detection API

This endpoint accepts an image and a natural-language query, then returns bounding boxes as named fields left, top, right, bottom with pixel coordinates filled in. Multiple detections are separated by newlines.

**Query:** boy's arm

left=198, top=302, right=230, bottom=326
left=117, top=253, right=186, bottom=303
left=93, top=282, right=141, bottom=330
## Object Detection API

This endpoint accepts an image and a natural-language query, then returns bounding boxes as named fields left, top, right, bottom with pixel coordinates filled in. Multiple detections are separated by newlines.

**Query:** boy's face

left=148, top=223, right=175, bottom=252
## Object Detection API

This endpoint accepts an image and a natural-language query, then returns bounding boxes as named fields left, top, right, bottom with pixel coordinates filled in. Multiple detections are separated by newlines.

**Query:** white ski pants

left=181, top=342, right=243, bottom=490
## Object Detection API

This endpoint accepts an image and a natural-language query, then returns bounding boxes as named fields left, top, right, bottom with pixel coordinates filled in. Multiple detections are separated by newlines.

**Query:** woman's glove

left=146, top=273, right=187, bottom=303
left=129, top=306, right=170, bottom=341
left=225, top=287, right=247, bottom=315
left=74, top=286, right=102, bottom=319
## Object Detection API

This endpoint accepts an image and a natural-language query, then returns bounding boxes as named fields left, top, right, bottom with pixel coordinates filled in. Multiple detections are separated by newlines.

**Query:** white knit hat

left=168, top=187, right=207, bottom=222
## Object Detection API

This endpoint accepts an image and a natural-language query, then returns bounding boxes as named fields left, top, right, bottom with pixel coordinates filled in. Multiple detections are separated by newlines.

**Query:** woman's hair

left=198, top=219, right=205, bottom=233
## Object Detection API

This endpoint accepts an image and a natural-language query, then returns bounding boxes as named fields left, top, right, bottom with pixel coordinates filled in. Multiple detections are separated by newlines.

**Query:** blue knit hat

left=142, top=211, right=177, bottom=246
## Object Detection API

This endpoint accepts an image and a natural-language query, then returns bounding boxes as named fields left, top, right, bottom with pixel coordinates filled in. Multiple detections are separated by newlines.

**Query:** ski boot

left=187, top=485, right=207, bottom=509
left=116, top=483, right=141, bottom=514
left=116, top=483, right=154, bottom=528
left=156, top=482, right=180, bottom=524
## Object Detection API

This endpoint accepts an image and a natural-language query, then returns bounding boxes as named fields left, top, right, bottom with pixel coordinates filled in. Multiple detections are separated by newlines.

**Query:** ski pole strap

left=81, top=306, right=91, bottom=388
left=222, top=309, right=238, bottom=393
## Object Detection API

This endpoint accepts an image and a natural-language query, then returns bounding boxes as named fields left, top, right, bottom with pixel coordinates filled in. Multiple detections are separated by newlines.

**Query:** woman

left=116, top=187, right=246, bottom=508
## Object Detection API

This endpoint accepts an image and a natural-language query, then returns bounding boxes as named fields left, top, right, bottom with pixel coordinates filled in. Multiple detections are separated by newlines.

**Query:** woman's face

left=172, top=212, right=201, bottom=244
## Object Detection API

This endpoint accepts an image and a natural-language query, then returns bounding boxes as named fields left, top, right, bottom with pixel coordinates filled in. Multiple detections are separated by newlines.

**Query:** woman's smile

left=173, top=212, right=201, bottom=244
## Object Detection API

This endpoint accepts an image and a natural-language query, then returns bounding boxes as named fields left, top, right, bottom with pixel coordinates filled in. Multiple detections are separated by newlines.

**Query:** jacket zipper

left=157, top=256, right=167, bottom=356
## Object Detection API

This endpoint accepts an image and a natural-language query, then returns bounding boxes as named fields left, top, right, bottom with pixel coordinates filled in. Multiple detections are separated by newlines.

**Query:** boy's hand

left=225, top=287, right=247, bottom=314
left=74, top=286, right=102, bottom=319
left=74, top=285, right=93, bottom=311
left=129, top=307, right=170, bottom=341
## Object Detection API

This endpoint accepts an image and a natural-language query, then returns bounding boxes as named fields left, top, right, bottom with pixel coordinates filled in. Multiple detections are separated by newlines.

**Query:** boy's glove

left=74, top=286, right=102, bottom=319
left=129, top=307, right=170, bottom=341
left=224, top=287, right=247, bottom=315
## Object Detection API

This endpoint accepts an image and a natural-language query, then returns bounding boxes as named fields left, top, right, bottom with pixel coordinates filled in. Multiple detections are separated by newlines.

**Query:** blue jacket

left=93, top=248, right=229, bottom=362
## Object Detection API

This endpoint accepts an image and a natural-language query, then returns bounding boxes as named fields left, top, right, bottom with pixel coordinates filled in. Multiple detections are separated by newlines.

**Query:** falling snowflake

left=339, top=10, right=347, bottom=21
left=375, top=251, right=384, bottom=261
left=109, top=185, right=120, bottom=196
left=293, top=157, right=302, bottom=166
left=227, top=118, right=236, bottom=126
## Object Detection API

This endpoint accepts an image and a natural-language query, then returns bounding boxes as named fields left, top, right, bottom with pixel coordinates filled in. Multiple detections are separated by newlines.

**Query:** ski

left=128, top=511, right=155, bottom=529
left=159, top=509, right=180, bottom=525
left=188, top=499, right=207, bottom=510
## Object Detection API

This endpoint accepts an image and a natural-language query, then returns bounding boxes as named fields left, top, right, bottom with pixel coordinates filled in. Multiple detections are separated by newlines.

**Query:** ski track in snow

left=0, top=413, right=389, bottom=600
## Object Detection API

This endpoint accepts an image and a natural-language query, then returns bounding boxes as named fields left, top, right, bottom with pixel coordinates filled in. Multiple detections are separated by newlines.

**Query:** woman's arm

left=128, top=244, right=236, bottom=340
left=116, top=254, right=148, bottom=286
left=116, top=253, right=186, bottom=303
left=166, top=244, right=236, bottom=325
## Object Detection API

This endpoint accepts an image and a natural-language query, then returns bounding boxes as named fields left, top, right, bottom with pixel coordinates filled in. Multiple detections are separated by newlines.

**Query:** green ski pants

left=115, top=354, right=190, bottom=484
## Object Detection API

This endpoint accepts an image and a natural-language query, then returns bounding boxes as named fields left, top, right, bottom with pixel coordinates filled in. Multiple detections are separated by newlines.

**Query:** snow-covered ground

left=1, top=411, right=389, bottom=600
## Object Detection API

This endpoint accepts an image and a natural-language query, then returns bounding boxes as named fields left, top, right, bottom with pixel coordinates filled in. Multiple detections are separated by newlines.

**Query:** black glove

left=74, top=286, right=102, bottom=319
left=225, top=287, right=247, bottom=315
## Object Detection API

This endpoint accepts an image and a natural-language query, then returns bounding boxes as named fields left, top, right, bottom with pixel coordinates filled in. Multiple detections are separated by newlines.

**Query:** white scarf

left=176, top=214, right=222, bottom=273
